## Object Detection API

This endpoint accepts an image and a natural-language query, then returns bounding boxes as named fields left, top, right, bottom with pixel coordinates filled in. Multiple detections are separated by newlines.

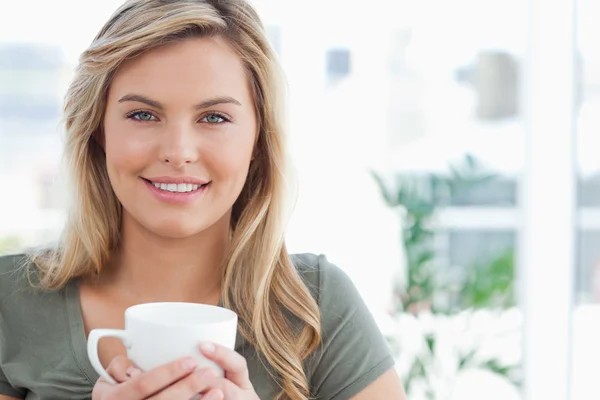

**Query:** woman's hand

left=91, top=344, right=259, bottom=400
left=91, top=355, right=225, bottom=400
left=196, top=342, right=260, bottom=400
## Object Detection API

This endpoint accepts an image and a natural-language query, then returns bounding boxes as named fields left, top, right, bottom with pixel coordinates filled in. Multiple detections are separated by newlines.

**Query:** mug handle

left=87, top=329, right=131, bottom=384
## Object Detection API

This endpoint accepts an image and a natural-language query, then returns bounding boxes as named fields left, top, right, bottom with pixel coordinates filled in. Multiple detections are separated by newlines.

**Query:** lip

left=144, top=176, right=210, bottom=185
left=142, top=178, right=209, bottom=205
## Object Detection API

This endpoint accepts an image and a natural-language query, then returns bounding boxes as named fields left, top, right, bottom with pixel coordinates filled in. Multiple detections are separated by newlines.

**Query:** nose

left=159, top=122, right=198, bottom=168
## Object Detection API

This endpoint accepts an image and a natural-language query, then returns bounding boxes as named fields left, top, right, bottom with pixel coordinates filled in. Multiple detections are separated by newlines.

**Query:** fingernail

left=200, top=343, right=216, bottom=354
left=182, top=358, right=198, bottom=371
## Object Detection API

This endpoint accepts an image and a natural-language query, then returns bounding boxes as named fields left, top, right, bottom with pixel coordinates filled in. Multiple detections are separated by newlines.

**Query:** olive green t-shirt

left=0, top=252, right=394, bottom=400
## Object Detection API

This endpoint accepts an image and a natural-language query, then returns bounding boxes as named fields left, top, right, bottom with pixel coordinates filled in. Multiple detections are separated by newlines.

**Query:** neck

left=99, top=212, right=230, bottom=305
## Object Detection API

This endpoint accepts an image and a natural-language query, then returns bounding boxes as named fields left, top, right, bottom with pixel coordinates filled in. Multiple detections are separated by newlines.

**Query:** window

left=0, top=1, right=591, bottom=398
left=0, top=44, right=64, bottom=121
left=325, top=48, right=351, bottom=81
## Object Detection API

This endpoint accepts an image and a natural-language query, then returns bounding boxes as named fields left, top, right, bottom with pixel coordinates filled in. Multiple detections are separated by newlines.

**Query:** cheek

left=104, top=127, right=154, bottom=178
left=105, top=145, right=133, bottom=183
left=205, top=135, right=254, bottom=183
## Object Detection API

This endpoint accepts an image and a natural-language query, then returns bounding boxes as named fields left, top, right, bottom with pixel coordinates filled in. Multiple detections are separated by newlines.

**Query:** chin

left=144, top=220, right=208, bottom=239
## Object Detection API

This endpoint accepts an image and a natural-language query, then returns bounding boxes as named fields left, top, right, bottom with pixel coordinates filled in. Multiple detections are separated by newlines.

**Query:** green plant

left=372, top=154, right=521, bottom=396
left=372, top=154, right=506, bottom=314
left=458, top=249, right=515, bottom=310
left=390, top=308, right=522, bottom=399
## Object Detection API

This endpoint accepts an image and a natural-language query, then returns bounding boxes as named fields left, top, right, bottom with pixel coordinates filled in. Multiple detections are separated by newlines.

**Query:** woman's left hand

left=195, top=342, right=260, bottom=400
left=119, top=343, right=259, bottom=400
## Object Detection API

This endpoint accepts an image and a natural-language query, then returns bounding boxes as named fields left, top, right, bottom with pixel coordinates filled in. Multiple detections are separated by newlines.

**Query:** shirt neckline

left=65, top=278, right=101, bottom=385
left=64, top=278, right=245, bottom=387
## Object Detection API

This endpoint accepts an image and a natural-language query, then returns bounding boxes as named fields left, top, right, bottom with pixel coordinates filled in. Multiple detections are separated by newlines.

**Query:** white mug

left=87, top=302, right=238, bottom=384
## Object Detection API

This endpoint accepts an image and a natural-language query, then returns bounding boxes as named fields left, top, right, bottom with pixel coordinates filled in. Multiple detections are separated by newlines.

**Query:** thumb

left=91, top=378, right=115, bottom=400
left=106, top=355, right=142, bottom=383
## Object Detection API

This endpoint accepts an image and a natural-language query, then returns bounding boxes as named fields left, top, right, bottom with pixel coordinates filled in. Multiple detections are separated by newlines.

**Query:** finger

left=91, top=378, right=114, bottom=399
left=117, top=357, right=198, bottom=398
left=202, top=388, right=224, bottom=400
left=194, top=368, right=241, bottom=399
left=106, top=355, right=138, bottom=383
left=126, top=366, right=143, bottom=379
left=181, top=369, right=236, bottom=400
left=199, top=343, right=252, bottom=389
left=147, top=367, right=218, bottom=400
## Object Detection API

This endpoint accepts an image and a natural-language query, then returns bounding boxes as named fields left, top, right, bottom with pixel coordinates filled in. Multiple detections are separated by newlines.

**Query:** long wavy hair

left=29, top=1, right=321, bottom=398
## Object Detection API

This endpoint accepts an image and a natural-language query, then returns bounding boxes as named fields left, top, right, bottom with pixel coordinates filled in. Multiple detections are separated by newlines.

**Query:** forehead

left=108, top=36, right=252, bottom=105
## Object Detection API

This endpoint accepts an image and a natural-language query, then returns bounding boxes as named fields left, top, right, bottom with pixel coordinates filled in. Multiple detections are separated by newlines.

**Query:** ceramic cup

left=87, top=302, right=238, bottom=384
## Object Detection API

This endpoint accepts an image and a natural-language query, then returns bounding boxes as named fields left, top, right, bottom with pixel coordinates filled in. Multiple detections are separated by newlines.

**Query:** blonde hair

left=30, top=1, right=321, bottom=398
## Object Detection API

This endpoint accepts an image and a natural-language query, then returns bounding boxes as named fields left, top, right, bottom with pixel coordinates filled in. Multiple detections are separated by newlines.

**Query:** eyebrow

left=117, top=94, right=242, bottom=110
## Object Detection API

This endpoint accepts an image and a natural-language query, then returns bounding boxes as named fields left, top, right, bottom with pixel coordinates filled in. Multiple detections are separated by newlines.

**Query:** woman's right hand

left=91, top=355, right=224, bottom=400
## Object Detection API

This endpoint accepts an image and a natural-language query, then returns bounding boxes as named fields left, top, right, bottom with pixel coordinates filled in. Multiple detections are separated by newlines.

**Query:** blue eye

left=127, top=111, right=158, bottom=122
left=201, top=113, right=229, bottom=124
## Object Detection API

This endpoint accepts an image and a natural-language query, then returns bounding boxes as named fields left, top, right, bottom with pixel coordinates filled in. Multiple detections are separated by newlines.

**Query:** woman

left=0, top=0, right=406, bottom=399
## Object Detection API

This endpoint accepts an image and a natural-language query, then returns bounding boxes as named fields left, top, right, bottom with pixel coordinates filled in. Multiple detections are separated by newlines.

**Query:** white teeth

left=151, top=181, right=204, bottom=193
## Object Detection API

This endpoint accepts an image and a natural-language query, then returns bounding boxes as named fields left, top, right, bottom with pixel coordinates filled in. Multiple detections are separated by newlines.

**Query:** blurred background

left=0, top=0, right=596, bottom=399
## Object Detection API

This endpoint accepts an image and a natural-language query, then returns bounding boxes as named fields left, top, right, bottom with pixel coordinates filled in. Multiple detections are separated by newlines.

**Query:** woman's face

left=103, top=36, right=257, bottom=238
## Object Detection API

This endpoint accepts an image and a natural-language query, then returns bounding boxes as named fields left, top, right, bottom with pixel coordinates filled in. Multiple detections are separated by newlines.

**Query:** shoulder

left=290, top=252, right=354, bottom=306
left=0, top=251, right=69, bottom=352
left=290, top=253, right=368, bottom=327
left=0, top=252, right=60, bottom=322
left=0, top=252, right=47, bottom=319
left=291, top=253, right=396, bottom=398
left=0, top=253, right=31, bottom=299
left=0, top=252, right=28, bottom=273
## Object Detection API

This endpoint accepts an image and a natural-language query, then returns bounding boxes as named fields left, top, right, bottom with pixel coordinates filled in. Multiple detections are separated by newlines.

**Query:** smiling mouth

left=142, top=178, right=209, bottom=193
